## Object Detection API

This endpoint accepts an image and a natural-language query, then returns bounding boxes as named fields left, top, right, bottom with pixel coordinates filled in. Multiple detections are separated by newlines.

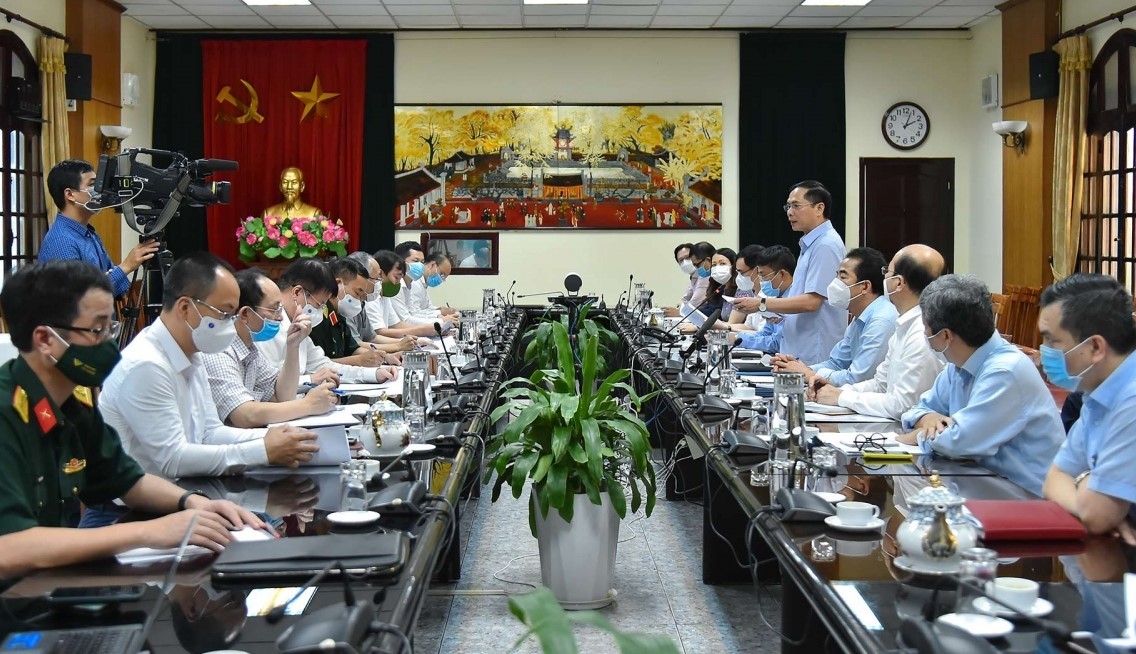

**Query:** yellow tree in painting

left=508, top=106, right=558, bottom=167
left=670, top=109, right=722, bottom=182
left=395, top=109, right=457, bottom=171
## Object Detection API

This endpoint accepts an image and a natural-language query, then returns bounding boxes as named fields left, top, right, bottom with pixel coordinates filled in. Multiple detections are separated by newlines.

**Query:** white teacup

left=986, top=577, right=1039, bottom=613
left=835, top=501, right=880, bottom=526
left=835, top=539, right=880, bottom=557
left=347, top=424, right=376, bottom=451
left=734, top=385, right=756, bottom=399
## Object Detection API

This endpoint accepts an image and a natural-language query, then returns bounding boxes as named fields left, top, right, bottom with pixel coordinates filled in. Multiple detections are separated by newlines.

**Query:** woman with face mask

left=680, top=248, right=737, bottom=332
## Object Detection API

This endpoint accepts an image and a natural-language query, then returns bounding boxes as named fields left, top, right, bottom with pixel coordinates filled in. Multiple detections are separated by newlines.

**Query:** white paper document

left=804, top=402, right=854, bottom=416
left=115, top=545, right=212, bottom=565
left=260, top=425, right=351, bottom=466
left=273, top=412, right=360, bottom=429
left=680, top=303, right=707, bottom=327
left=805, top=412, right=896, bottom=424
left=339, top=403, right=371, bottom=417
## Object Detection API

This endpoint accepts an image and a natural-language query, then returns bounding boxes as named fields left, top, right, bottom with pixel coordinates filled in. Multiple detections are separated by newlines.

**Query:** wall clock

left=882, top=101, right=930, bottom=150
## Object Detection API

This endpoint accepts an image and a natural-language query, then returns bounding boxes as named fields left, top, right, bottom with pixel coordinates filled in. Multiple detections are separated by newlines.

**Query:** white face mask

left=300, top=289, right=324, bottom=328
left=678, top=259, right=696, bottom=275
left=338, top=286, right=363, bottom=319
left=883, top=274, right=902, bottom=298
left=710, top=265, right=732, bottom=284
left=187, top=301, right=238, bottom=354
left=826, top=277, right=865, bottom=310
left=366, top=283, right=380, bottom=302
left=927, top=329, right=950, bottom=365
left=736, top=271, right=755, bottom=292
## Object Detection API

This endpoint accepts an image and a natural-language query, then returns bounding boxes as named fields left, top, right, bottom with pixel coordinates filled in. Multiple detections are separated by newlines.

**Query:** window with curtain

left=1082, top=29, right=1136, bottom=294
left=0, top=31, right=47, bottom=286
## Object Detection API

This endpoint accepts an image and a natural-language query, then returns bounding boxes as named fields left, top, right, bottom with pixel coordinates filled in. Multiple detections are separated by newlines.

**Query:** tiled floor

left=413, top=481, right=784, bottom=653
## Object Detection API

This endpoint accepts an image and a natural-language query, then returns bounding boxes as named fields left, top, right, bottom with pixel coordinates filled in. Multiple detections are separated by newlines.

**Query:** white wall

left=1065, top=0, right=1133, bottom=54
left=3, top=0, right=64, bottom=56
left=844, top=31, right=980, bottom=277
left=394, top=31, right=738, bottom=310
left=118, top=17, right=157, bottom=256
left=966, top=15, right=1004, bottom=289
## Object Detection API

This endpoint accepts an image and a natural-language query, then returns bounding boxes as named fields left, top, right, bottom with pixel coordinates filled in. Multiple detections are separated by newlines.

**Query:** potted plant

left=236, top=214, right=349, bottom=263
left=522, top=303, right=618, bottom=376
left=486, top=320, right=656, bottom=609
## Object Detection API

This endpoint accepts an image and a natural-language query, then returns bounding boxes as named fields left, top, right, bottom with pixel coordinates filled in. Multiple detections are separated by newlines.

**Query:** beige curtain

left=39, top=36, right=70, bottom=223
left=1051, top=34, right=1092, bottom=280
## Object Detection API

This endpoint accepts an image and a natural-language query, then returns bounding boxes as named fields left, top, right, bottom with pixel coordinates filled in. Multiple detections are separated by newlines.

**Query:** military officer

left=0, top=260, right=263, bottom=579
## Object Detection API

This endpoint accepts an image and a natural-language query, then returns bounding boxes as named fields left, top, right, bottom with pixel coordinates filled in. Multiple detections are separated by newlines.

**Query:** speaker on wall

left=63, top=52, right=92, bottom=101
left=1029, top=51, right=1059, bottom=100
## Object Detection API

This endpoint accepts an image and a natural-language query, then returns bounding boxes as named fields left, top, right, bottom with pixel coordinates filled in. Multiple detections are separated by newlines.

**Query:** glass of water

left=339, top=461, right=369, bottom=512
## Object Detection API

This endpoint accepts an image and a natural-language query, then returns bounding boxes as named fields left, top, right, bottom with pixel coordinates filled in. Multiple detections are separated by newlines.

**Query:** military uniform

left=0, top=357, right=144, bottom=536
left=308, top=301, right=358, bottom=359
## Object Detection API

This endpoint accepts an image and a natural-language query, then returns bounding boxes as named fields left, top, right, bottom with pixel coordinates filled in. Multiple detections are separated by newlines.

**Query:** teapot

left=895, top=471, right=979, bottom=573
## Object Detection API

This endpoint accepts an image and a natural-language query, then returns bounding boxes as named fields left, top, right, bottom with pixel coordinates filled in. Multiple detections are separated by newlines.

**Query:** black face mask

left=47, top=327, right=122, bottom=387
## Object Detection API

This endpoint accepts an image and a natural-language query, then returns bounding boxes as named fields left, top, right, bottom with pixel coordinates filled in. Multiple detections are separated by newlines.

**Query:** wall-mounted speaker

left=1029, top=51, right=1059, bottom=100
left=64, top=52, right=92, bottom=101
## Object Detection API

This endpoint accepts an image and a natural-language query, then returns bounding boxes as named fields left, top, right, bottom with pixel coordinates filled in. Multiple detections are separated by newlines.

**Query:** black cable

left=369, top=622, right=413, bottom=654
left=703, top=453, right=755, bottom=572
left=745, top=510, right=811, bottom=647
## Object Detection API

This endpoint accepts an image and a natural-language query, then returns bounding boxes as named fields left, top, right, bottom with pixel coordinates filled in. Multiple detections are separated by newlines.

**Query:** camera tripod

left=116, top=229, right=174, bottom=348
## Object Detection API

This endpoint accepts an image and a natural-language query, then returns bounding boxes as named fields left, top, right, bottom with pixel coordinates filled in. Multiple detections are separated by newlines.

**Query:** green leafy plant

left=523, top=303, right=618, bottom=374
left=508, top=587, right=680, bottom=654
left=486, top=320, right=657, bottom=537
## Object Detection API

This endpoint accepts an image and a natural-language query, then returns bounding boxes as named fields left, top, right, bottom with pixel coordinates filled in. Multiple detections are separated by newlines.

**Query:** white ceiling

left=121, top=0, right=1001, bottom=31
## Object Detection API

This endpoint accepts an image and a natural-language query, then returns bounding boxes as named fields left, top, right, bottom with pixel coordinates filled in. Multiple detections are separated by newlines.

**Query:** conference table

left=0, top=309, right=526, bottom=654
left=609, top=308, right=1136, bottom=654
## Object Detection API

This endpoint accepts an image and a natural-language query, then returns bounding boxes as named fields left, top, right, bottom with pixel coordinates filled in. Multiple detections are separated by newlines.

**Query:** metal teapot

left=895, top=471, right=979, bottom=573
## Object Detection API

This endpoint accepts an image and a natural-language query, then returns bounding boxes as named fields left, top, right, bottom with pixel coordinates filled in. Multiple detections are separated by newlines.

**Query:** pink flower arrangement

left=236, top=214, right=349, bottom=262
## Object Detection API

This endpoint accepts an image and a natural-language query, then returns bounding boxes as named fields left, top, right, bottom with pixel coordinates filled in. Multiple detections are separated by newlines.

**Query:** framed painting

left=421, top=232, right=499, bottom=276
left=395, top=104, right=722, bottom=231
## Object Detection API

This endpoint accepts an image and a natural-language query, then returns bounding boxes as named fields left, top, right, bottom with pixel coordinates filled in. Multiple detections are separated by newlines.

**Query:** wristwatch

left=759, top=297, right=767, bottom=313
left=1073, top=471, right=1091, bottom=489
left=178, top=489, right=208, bottom=511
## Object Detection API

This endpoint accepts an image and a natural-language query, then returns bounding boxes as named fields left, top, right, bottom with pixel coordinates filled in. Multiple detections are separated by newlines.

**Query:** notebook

left=964, top=499, right=1087, bottom=541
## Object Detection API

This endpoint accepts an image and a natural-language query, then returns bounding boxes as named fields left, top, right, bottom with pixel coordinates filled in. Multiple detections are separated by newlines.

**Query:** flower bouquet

left=237, top=215, right=349, bottom=262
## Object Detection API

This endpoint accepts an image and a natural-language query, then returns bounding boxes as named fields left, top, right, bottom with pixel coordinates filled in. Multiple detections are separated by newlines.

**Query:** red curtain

left=201, top=39, right=366, bottom=264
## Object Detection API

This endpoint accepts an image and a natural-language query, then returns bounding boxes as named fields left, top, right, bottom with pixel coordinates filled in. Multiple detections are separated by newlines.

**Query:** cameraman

left=39, top=160, right=159, bottom=299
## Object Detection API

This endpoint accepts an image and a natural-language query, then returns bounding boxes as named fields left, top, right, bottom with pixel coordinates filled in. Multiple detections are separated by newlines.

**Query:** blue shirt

left=39, top=214, right=129, bottom=297
left=810, top=295, right=898, bottom=386
left=780, top=221, right=847, bottom=365
left=1053, top=352, right=1136, bottom=521
left=738, top=320, right=783, bottom=353
left=901, top=333, right=1064, bottom=496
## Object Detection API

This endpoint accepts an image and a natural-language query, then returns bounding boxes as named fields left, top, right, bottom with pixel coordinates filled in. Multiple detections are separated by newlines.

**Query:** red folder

left=965, top=500, right=1087, bottom=541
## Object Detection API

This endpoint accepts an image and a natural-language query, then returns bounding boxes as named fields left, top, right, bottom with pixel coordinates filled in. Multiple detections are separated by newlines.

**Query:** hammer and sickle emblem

left=215, top=80, right=264, bottom=124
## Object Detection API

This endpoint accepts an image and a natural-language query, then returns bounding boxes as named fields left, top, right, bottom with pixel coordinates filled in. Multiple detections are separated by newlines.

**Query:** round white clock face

left=882, top=102, right=930, bottom=150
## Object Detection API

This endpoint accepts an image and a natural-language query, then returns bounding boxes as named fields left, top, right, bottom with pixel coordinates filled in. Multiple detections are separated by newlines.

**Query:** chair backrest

left=1000, top=285, right=1042, bottom=349
left=115, top=280, right=146, bottom=347
left=991, top=292, right=1009, bottom=334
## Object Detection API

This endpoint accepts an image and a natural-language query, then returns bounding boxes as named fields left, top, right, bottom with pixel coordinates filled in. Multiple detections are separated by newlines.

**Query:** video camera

left=91, top=148, right=237, bottom=237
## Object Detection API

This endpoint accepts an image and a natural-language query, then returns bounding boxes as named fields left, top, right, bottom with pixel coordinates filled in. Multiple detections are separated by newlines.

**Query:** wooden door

left=860, top=158, right=955, bottom=269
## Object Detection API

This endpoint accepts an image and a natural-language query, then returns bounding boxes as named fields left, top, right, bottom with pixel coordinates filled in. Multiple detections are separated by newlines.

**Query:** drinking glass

left=955, top=547, right=999, bottom=615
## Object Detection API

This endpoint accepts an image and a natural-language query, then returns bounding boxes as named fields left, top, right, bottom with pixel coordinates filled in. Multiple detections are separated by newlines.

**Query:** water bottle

left=772, top=372, right=807, bottom=459
left=339, top=462, right=368, bottom=512
left=402, top=351, right=430, bottom=444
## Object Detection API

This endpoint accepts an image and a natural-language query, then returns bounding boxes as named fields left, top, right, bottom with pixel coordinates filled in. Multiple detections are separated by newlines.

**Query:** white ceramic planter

left=532, top=489, right=619, bottom=610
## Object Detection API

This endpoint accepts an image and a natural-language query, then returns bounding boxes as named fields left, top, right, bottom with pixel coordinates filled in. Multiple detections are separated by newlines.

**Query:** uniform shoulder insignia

left=72, top=386, right=94, bottom=408
left=12, top=386, right=28, bottom=424
left=34, top=398, right=57, bottom=434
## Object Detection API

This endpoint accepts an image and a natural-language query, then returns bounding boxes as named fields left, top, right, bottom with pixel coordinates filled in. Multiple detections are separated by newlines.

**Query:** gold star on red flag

left=291, top=75, right=340, bottom=122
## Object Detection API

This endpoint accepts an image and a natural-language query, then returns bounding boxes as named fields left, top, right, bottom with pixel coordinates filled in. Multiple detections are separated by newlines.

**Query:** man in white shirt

left=100, top=253, right=319, bottom=481
left=813, top=244, right=946, bottom=419
left=366, top=249, right=444, bottom=339
left=408, top=253, right=457, bottom=321
left=258, top=258, right=394, bottom=384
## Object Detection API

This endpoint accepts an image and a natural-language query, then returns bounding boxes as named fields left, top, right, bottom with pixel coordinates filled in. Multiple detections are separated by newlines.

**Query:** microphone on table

left=515, top=290, right=561, bottom=299
left=275, top=560, right=375, bottom=654
left=434, top=321, right=464, bottom=391
left=620, top=274, right=634, bottom=310
left=368, top=445, right=417, bottom=490
left=506, top=279, right=517, bottom=308
left=790, top=457, right=839, bottom=478
left=680, top=308, right=722, bottom=370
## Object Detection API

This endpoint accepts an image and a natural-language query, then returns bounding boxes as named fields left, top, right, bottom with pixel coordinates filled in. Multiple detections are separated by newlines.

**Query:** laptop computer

left=0, top=516, right=198, bottom=654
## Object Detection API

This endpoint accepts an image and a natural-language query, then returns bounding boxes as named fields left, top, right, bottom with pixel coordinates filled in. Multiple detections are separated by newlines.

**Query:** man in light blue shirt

left=899, top=275, right=1063, bottom=496
left=734, top=181, right=846, bottom=364
left=736, top=245, right=795, bottom=353
left=775, top=247, right=897, bottom=388
left=39, top=160, right=158, bottom=299
left=1040, top=275, right=1136, bottom=541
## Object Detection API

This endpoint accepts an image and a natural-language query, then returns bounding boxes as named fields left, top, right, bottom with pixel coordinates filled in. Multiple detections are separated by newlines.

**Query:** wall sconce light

left=99, top=125, right=132, bottom=153
left=992, top=120, right=1028, bottom=154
